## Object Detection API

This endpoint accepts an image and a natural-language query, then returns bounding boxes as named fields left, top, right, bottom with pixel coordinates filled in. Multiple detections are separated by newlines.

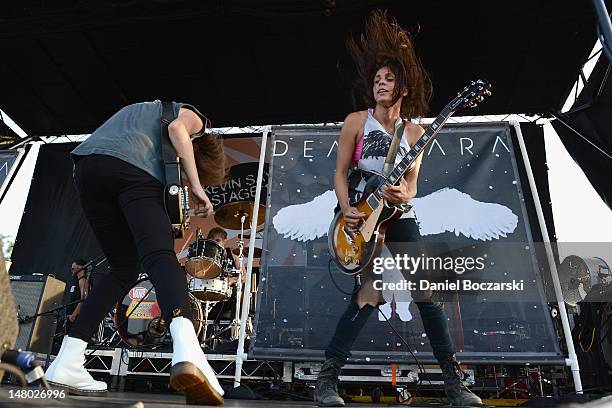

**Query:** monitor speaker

left=9, top=274, right=65, bottom=354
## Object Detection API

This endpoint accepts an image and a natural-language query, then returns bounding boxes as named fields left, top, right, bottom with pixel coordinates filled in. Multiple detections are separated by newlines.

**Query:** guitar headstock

left=449, top=79, right=492, bottom=111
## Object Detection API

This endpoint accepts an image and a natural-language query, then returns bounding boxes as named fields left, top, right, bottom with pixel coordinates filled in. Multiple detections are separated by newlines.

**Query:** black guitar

left=161, top=101, right=190, bottom=239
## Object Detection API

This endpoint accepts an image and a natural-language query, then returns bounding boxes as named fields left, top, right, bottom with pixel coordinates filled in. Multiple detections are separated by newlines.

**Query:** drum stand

left=227, top=211, right=254, bottom=341
left=200, top=300, right=214, bottom=347
left=230, top=212, right=247, bottom=340
left=94, top=312, right=117, bottom=345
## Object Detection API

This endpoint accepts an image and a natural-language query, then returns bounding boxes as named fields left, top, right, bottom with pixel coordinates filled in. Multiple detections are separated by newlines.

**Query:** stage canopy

left=0, top=0, right=602, bottom=135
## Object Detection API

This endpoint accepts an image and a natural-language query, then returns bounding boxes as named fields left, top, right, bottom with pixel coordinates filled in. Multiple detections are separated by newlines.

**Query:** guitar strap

left=382, top=117, right=406, bottom=178
left=346, top=117, right=407, bottom=205
left=160, top=101, right=179, bottom=185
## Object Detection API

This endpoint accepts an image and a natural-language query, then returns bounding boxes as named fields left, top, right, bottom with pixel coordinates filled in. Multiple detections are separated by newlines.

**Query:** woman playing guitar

left=315, top=11, right=482, bottom=407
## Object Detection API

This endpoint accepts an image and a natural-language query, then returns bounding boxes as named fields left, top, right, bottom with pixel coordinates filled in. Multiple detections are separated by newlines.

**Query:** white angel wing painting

left=272, top=187, right=518, bottom=242
left=273, top=187, right=520, bottom=322
left=272, top=190, right=338, bottom=242
left=411, top=187, right=518, bottom=240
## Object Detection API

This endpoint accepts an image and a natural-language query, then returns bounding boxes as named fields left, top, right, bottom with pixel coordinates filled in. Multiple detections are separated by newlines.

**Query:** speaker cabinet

left=10, top=275, right=65, bottom=354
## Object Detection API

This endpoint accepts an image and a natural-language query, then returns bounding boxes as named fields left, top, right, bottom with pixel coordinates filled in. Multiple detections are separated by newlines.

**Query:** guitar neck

left=376, top=104, right=456, bottom=194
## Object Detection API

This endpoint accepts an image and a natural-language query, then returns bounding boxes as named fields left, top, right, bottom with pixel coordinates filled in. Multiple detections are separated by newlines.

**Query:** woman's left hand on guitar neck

left=380, top=176, right=415, bottom=205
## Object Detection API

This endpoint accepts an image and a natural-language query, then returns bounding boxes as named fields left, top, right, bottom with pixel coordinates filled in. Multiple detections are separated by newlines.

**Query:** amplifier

left=9, top=274, right=65, bottom=354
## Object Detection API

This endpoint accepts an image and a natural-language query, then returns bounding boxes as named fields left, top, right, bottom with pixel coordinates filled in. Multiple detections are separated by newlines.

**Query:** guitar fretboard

left=367, top=79, right=490, bottom=200
left=372, top=103, right=456, bottom=201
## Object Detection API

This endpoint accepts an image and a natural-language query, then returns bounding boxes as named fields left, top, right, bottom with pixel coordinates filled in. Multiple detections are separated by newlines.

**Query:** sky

left=0, top=44, right=610, bottom=268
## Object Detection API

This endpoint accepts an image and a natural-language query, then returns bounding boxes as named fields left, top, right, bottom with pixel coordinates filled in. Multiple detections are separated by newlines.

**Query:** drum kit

left=112, top=200, right=265, bottom=349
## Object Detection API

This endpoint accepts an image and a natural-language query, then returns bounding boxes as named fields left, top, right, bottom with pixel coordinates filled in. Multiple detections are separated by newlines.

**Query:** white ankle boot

left=169, top=317, right=224, bottom=405
left=44, top=336, right=107, bottom=395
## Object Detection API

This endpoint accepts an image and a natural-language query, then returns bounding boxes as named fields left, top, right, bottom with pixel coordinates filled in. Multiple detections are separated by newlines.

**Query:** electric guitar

left=161, top=101, right=190, bottom=239
left=328, top=79, right=492, bottom=275
left=163, top=157, right=190, bottom=239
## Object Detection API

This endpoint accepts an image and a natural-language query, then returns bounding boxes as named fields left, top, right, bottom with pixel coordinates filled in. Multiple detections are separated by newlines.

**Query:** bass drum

left=114, top=277, right=203, bottom=347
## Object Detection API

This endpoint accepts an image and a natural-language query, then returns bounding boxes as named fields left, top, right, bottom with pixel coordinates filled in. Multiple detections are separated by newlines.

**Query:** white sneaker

left=169, top=317, right=224, bottom=405
left=44, top=336, right=107, bottom=395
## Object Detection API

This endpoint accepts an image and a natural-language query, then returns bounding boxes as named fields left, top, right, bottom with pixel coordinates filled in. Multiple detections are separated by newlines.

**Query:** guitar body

left=163, top=157, right=190, bottom=239
left=328, top=174, right=402, bottom=275
left=160, top=101, right=192, bottom=239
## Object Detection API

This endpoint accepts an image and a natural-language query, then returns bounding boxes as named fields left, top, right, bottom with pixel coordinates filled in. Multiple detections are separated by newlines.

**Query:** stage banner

left=251, top=123, right=562, bottom=363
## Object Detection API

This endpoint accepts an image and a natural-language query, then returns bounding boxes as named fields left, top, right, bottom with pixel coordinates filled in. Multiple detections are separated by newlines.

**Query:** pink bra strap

left=352, top=136, right=364, bottom=164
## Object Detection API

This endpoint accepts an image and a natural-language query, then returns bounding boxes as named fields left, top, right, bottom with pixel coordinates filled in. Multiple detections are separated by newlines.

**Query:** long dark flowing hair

left=192, top=134, right=227, bottom=186
left=347, top=10, right=432, bottom=118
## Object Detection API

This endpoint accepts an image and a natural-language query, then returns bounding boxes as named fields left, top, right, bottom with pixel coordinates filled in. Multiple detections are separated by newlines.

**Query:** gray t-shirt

left=71, top=100, right=206, bottom=185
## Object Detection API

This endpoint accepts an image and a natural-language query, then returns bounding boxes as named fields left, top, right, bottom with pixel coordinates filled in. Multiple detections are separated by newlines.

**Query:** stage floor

left=3, top=387, right=604, bottom=408
left=0, top=388, right=442, bottom=408
left=70, top=392, right=320, bottom=408
left=73, top=392, right=405, bottom=407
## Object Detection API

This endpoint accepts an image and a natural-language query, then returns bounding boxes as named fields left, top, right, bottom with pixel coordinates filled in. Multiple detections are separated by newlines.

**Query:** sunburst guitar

left=328, top=79, right=492, bottom=275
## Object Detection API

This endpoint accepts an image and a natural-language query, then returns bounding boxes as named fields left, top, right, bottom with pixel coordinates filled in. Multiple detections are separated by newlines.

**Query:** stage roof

left=0, top=1, right=601, bottom=135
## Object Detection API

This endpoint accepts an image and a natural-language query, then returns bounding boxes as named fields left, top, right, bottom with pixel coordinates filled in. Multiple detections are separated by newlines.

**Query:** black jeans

left=69, top=155, right=191, bottom=342
left=325, top=217, right=455, bottom=363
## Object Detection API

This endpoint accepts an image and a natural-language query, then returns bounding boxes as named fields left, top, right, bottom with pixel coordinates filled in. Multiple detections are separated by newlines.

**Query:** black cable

left=326, top=252, right=439, bottom=399
left=376, top=305, right=444, bottom=401
left=326, top=249, right=448, bottom=400
left=327, top=259, right=360, bottom=296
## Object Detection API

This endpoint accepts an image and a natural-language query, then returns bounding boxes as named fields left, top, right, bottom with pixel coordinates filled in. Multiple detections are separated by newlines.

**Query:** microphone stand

left=22, top=254, right=107, bottom=369
left=19, top=298, right=85, bottom=370
left=81, top=255, right=107, bottom=280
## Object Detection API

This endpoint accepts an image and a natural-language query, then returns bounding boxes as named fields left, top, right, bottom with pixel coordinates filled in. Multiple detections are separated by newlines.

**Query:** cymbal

left=232, top=247, right=262, bottom=258
left=214, top=201, right=265, bottom=230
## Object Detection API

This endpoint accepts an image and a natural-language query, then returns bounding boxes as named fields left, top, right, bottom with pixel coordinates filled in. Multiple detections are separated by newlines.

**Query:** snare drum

left=189, top=277, right=233, bottom=302
left=185, top=238, right=225, bottom=278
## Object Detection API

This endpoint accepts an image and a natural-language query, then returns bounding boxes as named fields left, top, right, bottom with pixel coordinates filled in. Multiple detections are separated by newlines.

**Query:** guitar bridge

left=342, top=226, right=354, bottom=243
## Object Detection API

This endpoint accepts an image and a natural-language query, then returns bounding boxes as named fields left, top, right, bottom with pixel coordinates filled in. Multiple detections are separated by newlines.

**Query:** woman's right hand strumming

left=342, top=206, right=365, bottom=229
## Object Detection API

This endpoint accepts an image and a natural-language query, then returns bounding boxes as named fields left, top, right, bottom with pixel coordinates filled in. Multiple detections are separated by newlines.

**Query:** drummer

left=207, top=227, right=246, bottom=285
